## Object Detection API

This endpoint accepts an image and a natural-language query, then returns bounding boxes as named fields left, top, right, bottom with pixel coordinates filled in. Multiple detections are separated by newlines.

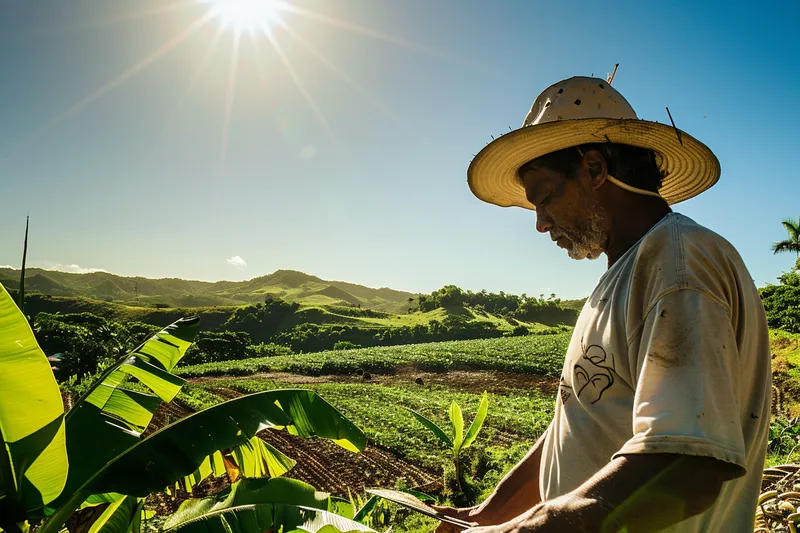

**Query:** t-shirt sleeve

left=612, top=288, right=747, bottom=472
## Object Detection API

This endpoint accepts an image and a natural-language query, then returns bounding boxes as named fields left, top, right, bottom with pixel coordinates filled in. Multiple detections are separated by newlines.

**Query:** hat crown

left=523, top=76, right=638, bottom=128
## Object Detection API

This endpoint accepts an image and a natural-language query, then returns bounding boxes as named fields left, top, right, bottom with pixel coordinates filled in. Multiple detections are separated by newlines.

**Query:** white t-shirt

left=539, top=213, right=771, bottom=532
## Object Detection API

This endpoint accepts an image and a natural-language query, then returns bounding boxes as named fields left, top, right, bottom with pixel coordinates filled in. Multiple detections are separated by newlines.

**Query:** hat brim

left=467, top=118, right=720, bottom=209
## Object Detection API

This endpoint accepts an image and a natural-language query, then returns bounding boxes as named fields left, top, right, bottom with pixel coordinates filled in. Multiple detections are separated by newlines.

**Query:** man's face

left=520, top=165, right=607, bottom=260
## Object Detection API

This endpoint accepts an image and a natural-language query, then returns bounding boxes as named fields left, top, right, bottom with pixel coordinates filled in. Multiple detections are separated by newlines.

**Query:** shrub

left=333, top=340, right=362, bottom=350
left=182, top=331, right=254, bottom=365
left=761, top=271, right=800, bottom=333
left=251, top=342, right=294, bottom=357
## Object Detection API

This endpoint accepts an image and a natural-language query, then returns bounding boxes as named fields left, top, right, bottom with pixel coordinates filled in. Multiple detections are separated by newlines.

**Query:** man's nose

left=536, top=211, right=553, bottom=233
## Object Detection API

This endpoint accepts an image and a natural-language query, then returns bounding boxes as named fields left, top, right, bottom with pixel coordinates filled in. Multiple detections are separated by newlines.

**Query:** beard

left=550, top=194, right=606, bottom=260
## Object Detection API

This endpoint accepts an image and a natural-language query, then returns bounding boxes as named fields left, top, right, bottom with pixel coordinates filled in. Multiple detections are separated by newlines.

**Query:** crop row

left=176, top=333, right=571, bottom=378
left=183, top=378, right=554, bottom=474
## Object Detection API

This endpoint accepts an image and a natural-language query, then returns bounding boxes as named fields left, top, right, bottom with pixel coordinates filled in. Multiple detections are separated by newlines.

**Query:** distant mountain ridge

left=0, top=267, right=416, bottom=313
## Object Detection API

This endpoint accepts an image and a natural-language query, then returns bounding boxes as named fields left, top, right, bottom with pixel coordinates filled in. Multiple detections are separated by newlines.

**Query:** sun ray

left=218, top=28, right=243, bottom=176
left=277, top=19, right=420, bottom=138
left=2, top=12, right=215, bottom=158
left=280, top=4, right=488, bottom=71
left=258, top=23, right=337, bottom=145
left=153, top=26, right=226, bottom=146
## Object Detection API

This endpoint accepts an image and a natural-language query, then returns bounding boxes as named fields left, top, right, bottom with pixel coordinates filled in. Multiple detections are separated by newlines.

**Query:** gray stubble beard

left=557, top=194, right=607, bottom=261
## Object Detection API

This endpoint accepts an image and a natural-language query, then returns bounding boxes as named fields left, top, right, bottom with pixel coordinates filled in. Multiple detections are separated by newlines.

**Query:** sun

left=204, top=0, right=286, bottom=33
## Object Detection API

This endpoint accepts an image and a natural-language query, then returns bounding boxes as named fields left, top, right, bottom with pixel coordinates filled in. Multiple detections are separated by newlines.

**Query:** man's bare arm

left=434, top=430, right=547, bottom=532
left=473, top=431, right=546, bottom=522
left=472, top=453, right=741, bottom=533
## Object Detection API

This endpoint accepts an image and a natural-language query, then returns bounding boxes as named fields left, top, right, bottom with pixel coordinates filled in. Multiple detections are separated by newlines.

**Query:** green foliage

left=162, top=477, right=375, bottom=533
left=183, top=331, right=255, bottom=365
left=33, top=313, right=160, bottom=383
left=417, top=286, right=578, bottom=326
left=512, top=298, right=578, bottom=326
left=772, top=217, right=800, bottom=256
left=250, top=342, right=294, bottom=358
left=761, top=271, right=800, bottom=333
left=176, top=334, right=570, bottom=379
left=0, top=268, right=416, bottom=314
left=333, top=341, right=362, bottom=351
left=768, top=417, right=800, bottom=464
left=1, top=278, right=372, bottom=533
left=326, top=305, right=391, bottom=319
left=221, top=297, right=300, bottom=343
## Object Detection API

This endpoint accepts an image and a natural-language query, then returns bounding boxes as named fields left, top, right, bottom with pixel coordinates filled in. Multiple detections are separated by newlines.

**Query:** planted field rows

left=176, top=333, right=571, bottom=378
left=157, top=333, right=567, bottom=531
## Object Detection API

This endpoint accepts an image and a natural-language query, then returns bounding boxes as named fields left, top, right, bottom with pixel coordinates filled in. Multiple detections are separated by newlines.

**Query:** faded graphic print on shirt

left=559, top=338, right=616, bottom=405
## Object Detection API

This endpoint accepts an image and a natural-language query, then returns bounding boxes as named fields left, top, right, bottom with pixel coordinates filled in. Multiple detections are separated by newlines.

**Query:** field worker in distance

left=433, top=76, right=771, bottom=532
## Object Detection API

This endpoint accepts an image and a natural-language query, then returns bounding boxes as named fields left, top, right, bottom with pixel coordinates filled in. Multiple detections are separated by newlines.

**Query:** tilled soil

left=203, top=368, right=560, bottom=396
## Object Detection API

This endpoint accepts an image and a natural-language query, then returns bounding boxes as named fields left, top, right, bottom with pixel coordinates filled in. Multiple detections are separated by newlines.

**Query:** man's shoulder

left=631, top=213, right=748, bottom=304
left=638, top=213, right=741, bottom=265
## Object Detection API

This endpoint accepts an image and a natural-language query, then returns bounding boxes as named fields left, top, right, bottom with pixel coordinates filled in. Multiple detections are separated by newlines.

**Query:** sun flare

left=204, top=0, right=286, bottom=33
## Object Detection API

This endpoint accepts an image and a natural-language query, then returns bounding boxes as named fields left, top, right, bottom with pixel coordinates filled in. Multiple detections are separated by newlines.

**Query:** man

left=434, top=77, right=772, bottom=532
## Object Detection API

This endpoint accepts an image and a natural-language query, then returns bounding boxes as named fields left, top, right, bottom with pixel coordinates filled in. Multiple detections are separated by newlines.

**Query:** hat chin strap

left=606, top=174, right=663, bottom=199
left=574, top=147, right=663, bottom=199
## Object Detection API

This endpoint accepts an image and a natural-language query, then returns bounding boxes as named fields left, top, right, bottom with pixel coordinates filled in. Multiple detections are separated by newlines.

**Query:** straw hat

left=467, top=76, right=720, bottom=210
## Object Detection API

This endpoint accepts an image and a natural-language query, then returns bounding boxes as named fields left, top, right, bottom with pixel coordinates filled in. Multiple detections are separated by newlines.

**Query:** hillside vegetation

left=0, top=267, right=416, bottom=313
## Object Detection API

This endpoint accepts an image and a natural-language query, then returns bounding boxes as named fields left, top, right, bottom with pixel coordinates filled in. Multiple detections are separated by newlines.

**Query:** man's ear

left=583, top=149, right=608, bottom=191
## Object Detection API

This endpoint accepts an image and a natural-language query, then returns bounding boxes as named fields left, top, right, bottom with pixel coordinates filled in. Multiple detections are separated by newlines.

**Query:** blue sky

left=0, top=0, right=798, bottom=299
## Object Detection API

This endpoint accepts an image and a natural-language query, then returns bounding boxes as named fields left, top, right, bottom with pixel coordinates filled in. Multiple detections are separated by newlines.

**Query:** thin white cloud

left=47, top=264, right=108, bottom=274
left=0, top=263, right=107, bottom=273
left=226, top=256, right=247, bottom=270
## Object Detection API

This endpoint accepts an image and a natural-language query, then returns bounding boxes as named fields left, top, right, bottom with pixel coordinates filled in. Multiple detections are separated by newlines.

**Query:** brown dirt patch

left=214, top=369, right=559, bottom=396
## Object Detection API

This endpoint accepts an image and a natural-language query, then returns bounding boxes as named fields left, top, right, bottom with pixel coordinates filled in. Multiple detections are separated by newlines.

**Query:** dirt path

left=195, top=368, right=559, bottom=396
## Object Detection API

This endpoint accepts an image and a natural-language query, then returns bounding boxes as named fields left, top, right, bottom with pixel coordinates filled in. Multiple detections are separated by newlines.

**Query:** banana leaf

left=179, top=437, right=295, bottom=494
left=403, top=407, right=452, bottom=448
left=38, top=390, right=365, bottom=533
left=85, top=495, right=142, bottom=533
left=92, top=389, right=364, bottom=496
left=0, top=283, right=68, bottom=520
left=163, top=478, right=375, bottom=533
left=53, top=318, right=198, bottom=511
left=462, top=391, right=488, bottom=450
left=449, top=401, right=464, bottom=453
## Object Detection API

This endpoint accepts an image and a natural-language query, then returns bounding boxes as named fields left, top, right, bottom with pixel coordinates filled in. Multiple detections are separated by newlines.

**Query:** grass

left=175, top=333, right=571, bottom=378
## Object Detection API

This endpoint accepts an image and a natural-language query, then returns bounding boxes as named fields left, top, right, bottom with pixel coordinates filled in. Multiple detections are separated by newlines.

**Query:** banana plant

left=404, top=392, right=489, bottom=492
left=0, top=282, right=370, bottom=533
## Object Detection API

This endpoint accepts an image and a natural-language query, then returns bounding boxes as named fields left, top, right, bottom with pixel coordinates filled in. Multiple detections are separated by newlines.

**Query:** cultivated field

left=158, top=334, right=570, bottom=531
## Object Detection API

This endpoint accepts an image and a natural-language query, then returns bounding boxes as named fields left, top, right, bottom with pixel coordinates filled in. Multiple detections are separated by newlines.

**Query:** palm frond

left=781, top=218, right=800, bottom=241
left=772, top=240, right=800, bottom=254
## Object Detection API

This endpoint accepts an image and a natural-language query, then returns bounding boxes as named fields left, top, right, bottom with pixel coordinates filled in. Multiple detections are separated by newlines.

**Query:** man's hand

left=430, top=505, right=485, bottom=533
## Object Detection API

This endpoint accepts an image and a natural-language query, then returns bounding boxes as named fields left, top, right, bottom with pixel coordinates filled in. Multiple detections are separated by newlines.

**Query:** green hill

left=0, top=267, right=415, bottom=313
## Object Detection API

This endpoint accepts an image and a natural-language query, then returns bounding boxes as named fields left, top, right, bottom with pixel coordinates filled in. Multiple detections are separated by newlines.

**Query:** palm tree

left=772, top=217, right=800, bottom=258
